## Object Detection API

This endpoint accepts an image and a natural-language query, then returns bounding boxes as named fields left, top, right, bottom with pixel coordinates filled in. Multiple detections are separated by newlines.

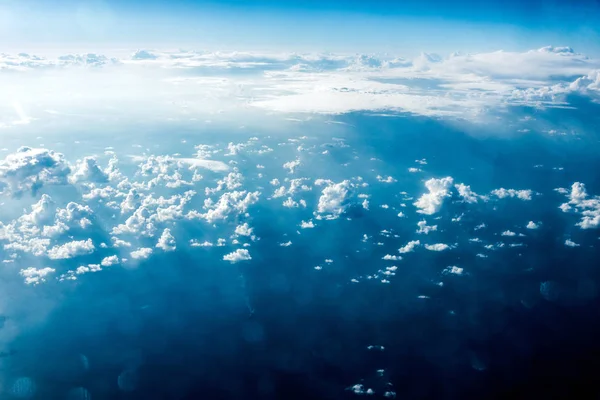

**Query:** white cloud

left=526, top=221, right=540, bottom=229
left=19, top=266, right=56, bottom=285
left=0, top=147, right=71, bottom=195
left=47, top=239, right=95, bottom=260
left=189, top=190, right=260, bottom=223
left=100, top=255, right=119, bottom=266
left=399, top=240, right=421, bottom=253
left=455, top=183, right=484, bottom=203
left=443, top=266, right=464, bottom=275
left=416, top=220, right=437, bottom=234
left=283, top=158, right=301, bottom=173
left=69, top=156, right=109, bottom=184
left=300, top=220, right=315, bottom=228
left=559, top=182, right=600, bottom=229
left=501, top=230, right=517, bottom=237
left=414, top=177, right=453, bottom=214
left=491, top=188, right=533, bottom=200
left=382, top=254, right=402, bottom=261
left=316, top=180, right=352, bottom=219
left=131, top=247, right=153, bottom=259
left=425, top=243, right=451, bottom=251
left=156, top=228, right=176, bottom=251
left=223, top=249, right=252, bottom=263
left=376, top=175, right=397, bottom=183
left=565, top=239, right=580, bottom=247
left=235, top=223, right=254, bottom=237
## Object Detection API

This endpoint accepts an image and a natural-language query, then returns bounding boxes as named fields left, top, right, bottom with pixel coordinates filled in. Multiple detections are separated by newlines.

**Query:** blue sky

left=1, top=0, right=600, bottom=55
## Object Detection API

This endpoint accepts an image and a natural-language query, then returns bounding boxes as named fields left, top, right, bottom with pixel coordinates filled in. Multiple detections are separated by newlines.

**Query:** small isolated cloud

left=443, top=266, right=464, bottom=275
left=501, top=230, right=517, bottom=237
left=131, top=247, right=153, bottom=260
left=565, top=239, right=580, bottom=247
left=491, top=188, right=533, bottom=201
left=100, top=255, right=119, bottom=267
left=223, top=249, right=252, bottom=263
left=300, top=220, right=315, bottom=228
left=414, top=177, right=453, bottom=215
left=20, top=266, right=56, bottom=285
left=416, top=220, right=437, bottom=234
left=376, top=175, right=397, bottom=183
left=283, top=158, right=301, bottom=173
left=316, top=180, right=353, bottom=219
left=399, top=240, right=421, bottom=253
left=559, top=182, right=600, bottom=229
left=382, top=254, right=402, bottom=261
left=47, top=239, right=95, bottom=260
left=235, top=223, right=254, bottom=237
left=425, top=243, right=451, bottom=251
left=156, top=228, right=176, bottom=251
left=526, top=221, right=540, bottom=229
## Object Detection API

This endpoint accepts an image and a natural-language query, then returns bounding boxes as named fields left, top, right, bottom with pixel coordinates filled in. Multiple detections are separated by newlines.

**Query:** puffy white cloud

left=491, top=188, right=533, bottom=200
left=501, top=230, right=517, bottom=237
left=300, top=220, right=315, bottom=229
left=455, top=183, right=485, bottom=203
left=156, top=228, right=176, bottom=251
left=234, top=223, right=253, bottom=237
left=69, top=156, right=109, bottom=184
left=100, top=255, right=119, bottom=266
left=223, top=249, right=251, bottom=263
left=316, top=180, right=352, bottom=219
left=0, top=147, right=71, bottom=195
left=443, top=266, right=464, bottom=275
left=559, top=182, right=600, bottom=229
left=565, top=239, right=580, bottom=247
left=376, top=175, right=397, bottom=183
left=189, top=190, right=260, bottom=223
left=382, top=254, right=402, bottom=261
left=19, top=267, right=56, bottom=285
left=416, top=220, right=437, bottom=234
left=283, top=158, right=301, bottom=173
left=130, top=247, right=153, bottom=260
left=399, top=240, right=421, bottom=253
left=47, top=239, right=95, bottom=260
left=526, top=221, right=540, bottom=229
left=414, top=177, right=453, bottom=215
left=425, top=243, right=451, bottom=251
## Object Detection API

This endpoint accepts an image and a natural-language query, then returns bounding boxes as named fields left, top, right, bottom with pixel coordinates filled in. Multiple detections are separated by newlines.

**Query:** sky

left=2, top=0, right=600, bottom=55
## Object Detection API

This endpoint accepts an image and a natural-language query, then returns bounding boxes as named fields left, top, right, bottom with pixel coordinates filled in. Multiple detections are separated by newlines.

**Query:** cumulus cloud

left=416, top=220, right=437, bottom=234
left=526, top=221, right=540, bottom=229
left=69, top=156, right=109, bottom=184
left=424, top=243, right=451, bottom=251
left=414, top=177, right=453, bottom=215
left=455, top=183, right=485, bottom=203
left=223, top=249, right=252, bottom=263
left=559, top=182, right=600, bottom=229
left=0, top=147, right=71, bottom=195
left=300, top=220, right=315, bottom=228
left=156, top=228, right=176, bottom=251
left=565, top=239, right=580, bottom=247
left=491, top=188, right=533, bottom=201
left=100, top=255, right=119, bottom=267
left=19, top=267, right=56, bottom=285
left=131, top=247, right=153, bottom=260
left=316, top=180, right=353, bottom=219
left=399, top=240, right=421, bottom=253
left=47, top=239, right=95, bottom=260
